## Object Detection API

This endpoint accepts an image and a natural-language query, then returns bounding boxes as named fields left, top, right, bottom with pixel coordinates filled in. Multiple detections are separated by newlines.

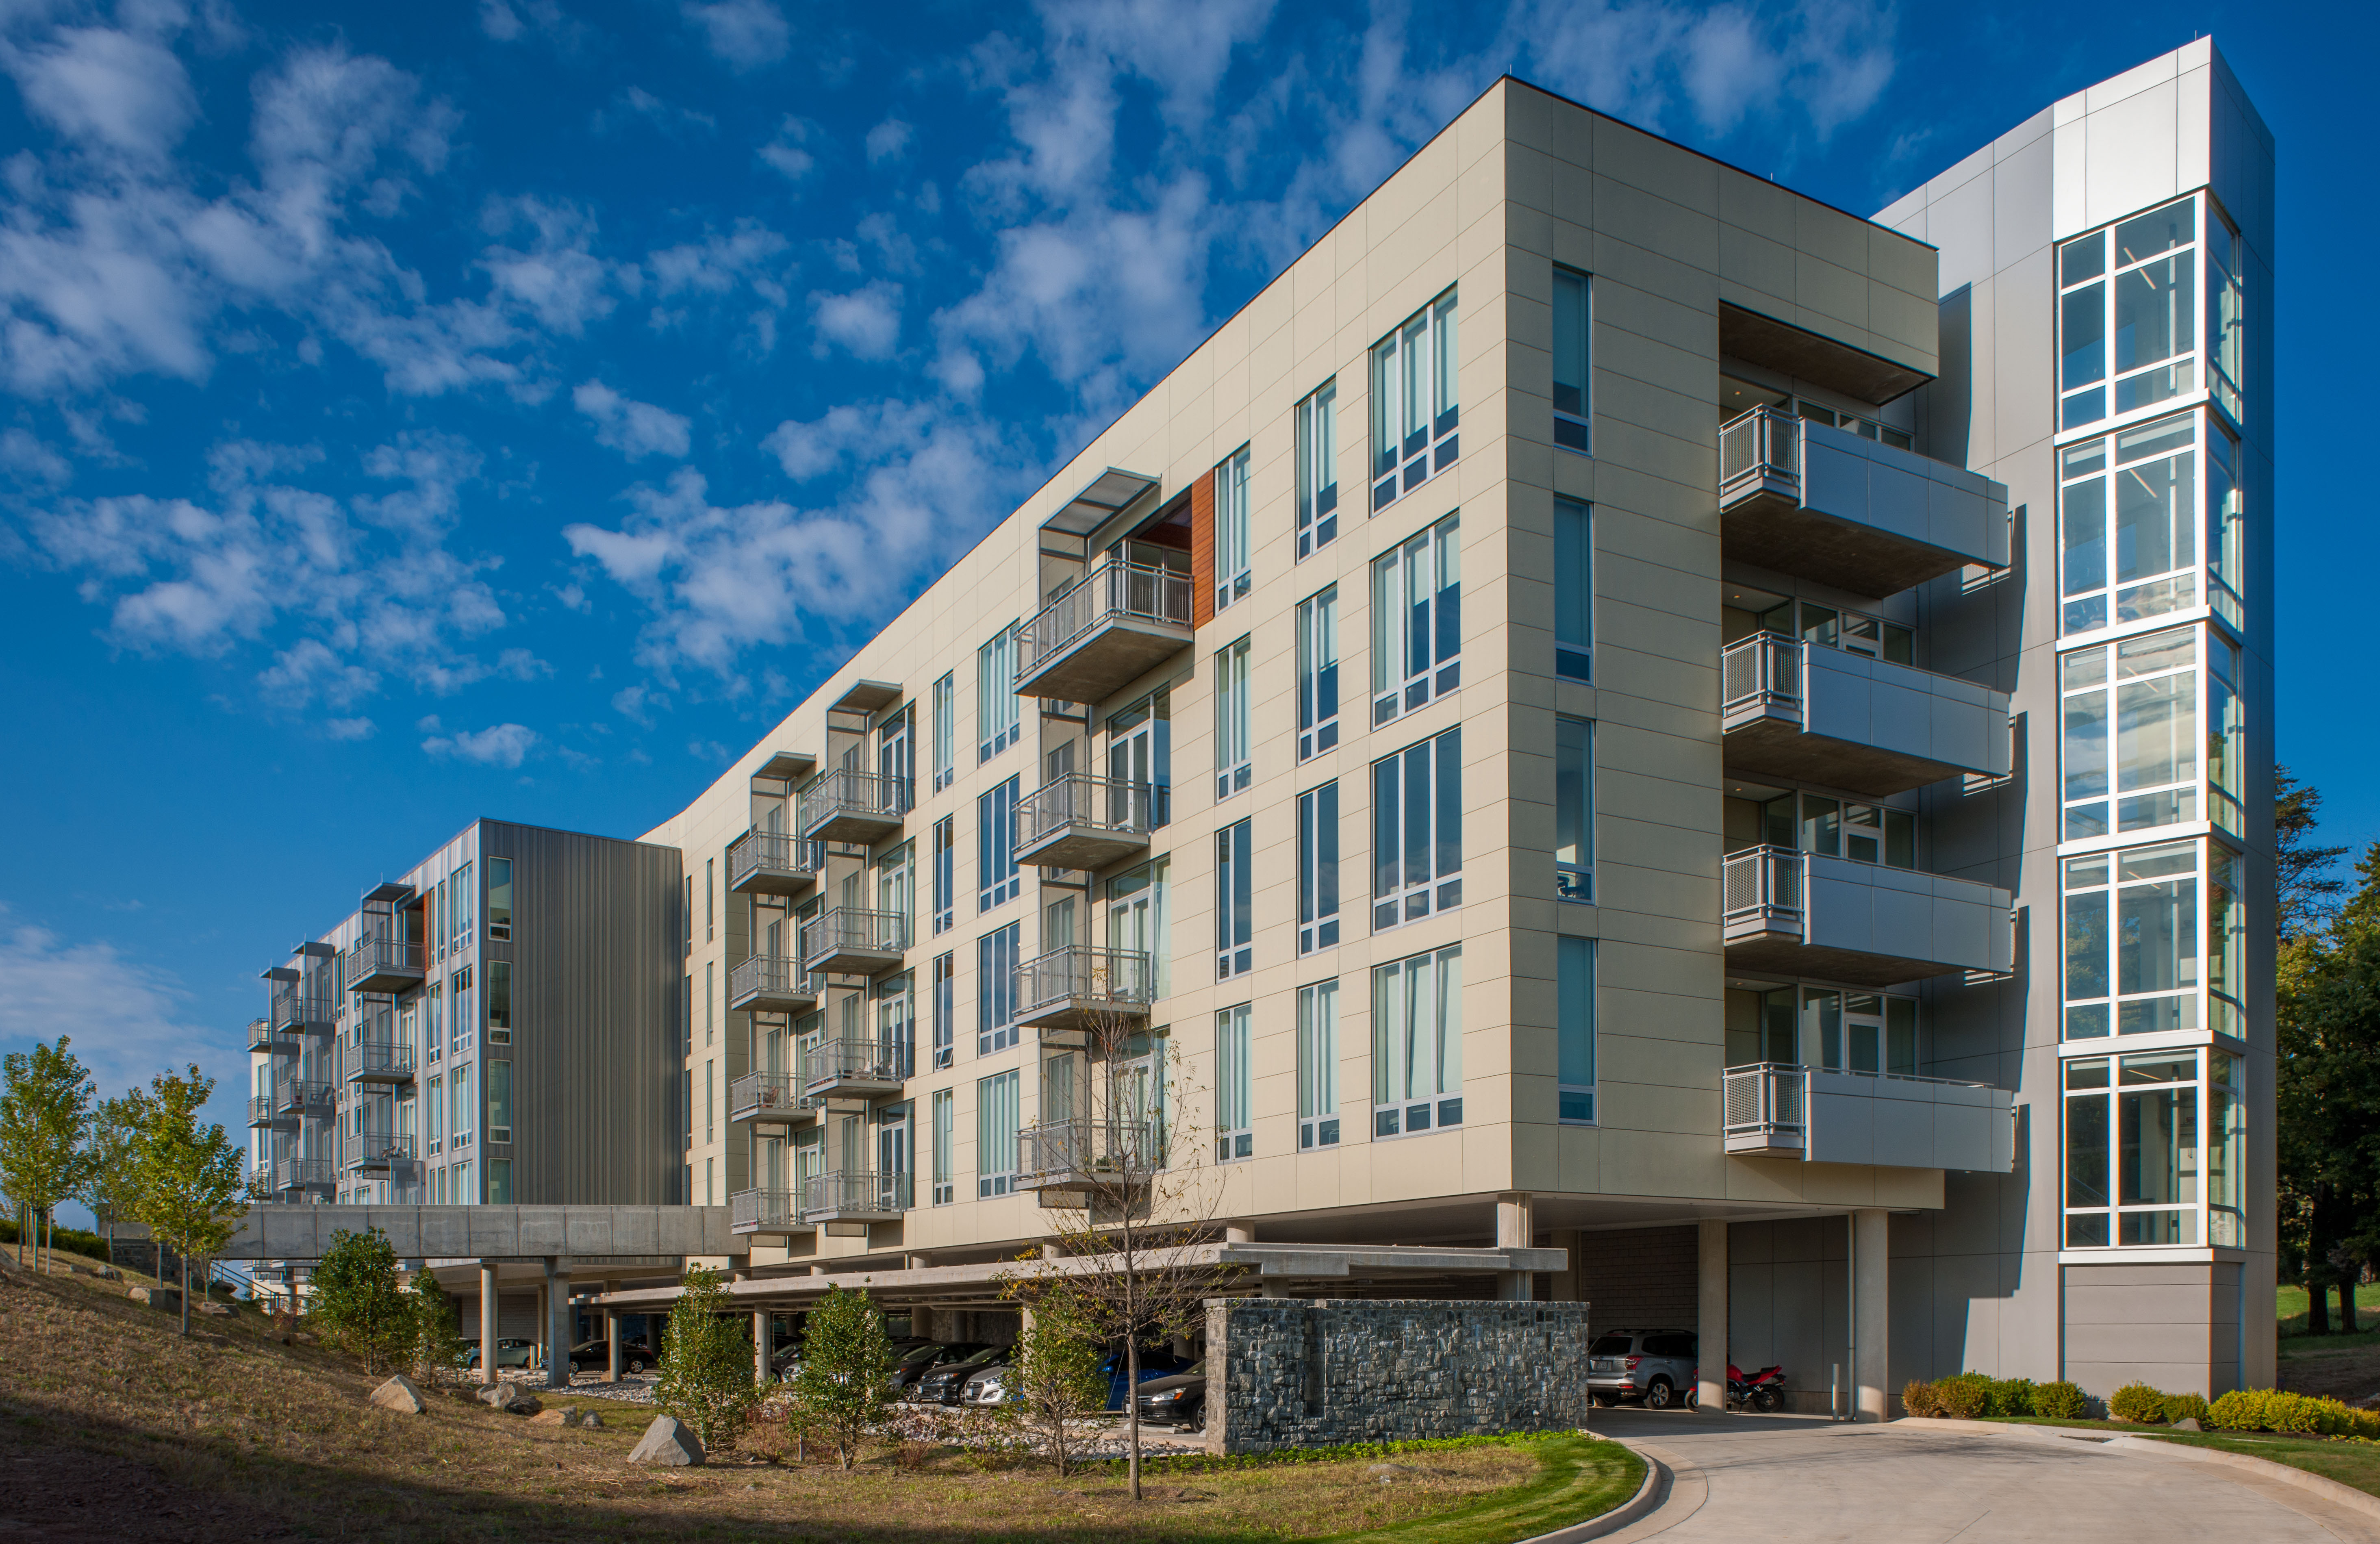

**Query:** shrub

left=1934, top=1375, right=1989, bottom=1420
left=655, top=1266, right=763, bottom=1453
left=2207, top=1388, right=2380, bottom=1438
left=408, top=1273, right=466, bottom=1384
left=2163, top=1392, right=2211, bottom=1425
left=786, top=1284, right=894, bottom=1470
left=309, top=1229, right=414, bottom=1374
left=1902, top=1379, right=1942, bottom=1417
left=2106, top=1382, right=2169, bottom=1424
left=1983, top=1377, right=2037, bottom=1418
left=2033, top=1381, right=2089, bottom=1420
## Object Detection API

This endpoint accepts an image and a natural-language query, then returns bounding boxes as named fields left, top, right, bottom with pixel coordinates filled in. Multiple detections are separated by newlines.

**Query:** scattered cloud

left=808, top=281, right=902, bottom=360
left=864, top=117, right=913, bottom=163
left=573, top=379, right=693, bottom=460
left=757, top=114, right=818, bottom=181
left=324, top=715, right=378, bottom=740
left=0, top=915, right=230, bottom=1105
left=682, top=0, right=790, bottom=70
left=422, top=721, right=540, bottom=767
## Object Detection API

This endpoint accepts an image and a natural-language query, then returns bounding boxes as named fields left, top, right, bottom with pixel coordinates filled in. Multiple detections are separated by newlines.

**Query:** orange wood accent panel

left=1190, top=468, right=1216, bottom=630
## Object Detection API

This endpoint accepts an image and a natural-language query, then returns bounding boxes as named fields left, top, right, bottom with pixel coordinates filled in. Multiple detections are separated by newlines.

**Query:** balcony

left=728, top=954, right=820, bottom=1015
left=801, top=1036, right=912, bottom=1100
left=1722, top=1062, right=2014, bottom=1172
left=1722, top=847, right=2013, bottom=987
left=271, top=988, right=335, bottom=1036
left=801, top=907, right=909, bottom=977
left=1016, top=1118, right=1160, bottom=1201
left=1014, top=774, right=1155, bottom=871
left=276, top=1079, right=336, bottom=1119
left=1721, top=634, right=2011, bottom=797
left=730, top=1188, right=816, bottom=1237
left=247, top=1095, right=284, bottom=1130
left=246, top=1167, right=277, bottom=1201
left=728, top=1070, right=818, bottom=1125
left=246, top=1017, right=292, bottom=1055
left=1013, top=946, right=1155, bottom=1038
left=1719, top=407, right=2010, bottom=597
left=343, top=935, right=426, bottom=996
left=727, top=829, right=824, bottom=896
left=802, top=1168, right=912, bottom=1226
left=276, top=1157, right=334, bottom=1193
left=798, top=767, right=910, bottom=846
left=1014, top=558, right=1194, bottom=704
left=345, top=1039, right=417, bottom=1085
left=346, top=1133, right=417, bottom=1174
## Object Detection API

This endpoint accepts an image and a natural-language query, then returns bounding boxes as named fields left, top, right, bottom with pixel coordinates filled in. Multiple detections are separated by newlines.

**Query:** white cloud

left=683, top=0, right=790, bottom=69
left=573, top=379, right=693, bottom=460
left=324, top=715, right=377, bottom=740
left=809, top=280, right=901, bottom=360
left=0, top=426, right=73, bottom=488
left=422, top=721, right=540, bottom=767
left=0, top=916, right=234, bottom=1111
left=5, top=26, right=199, bottom=163
left=258, top=637, right=379, bottom=708
left=478, top=198, right=627, bottom=338
left=864, top=118, right=913, bottom=163
left=757, top=114, right=817, bottom=181
left=479, top=0, right=526, bottom=40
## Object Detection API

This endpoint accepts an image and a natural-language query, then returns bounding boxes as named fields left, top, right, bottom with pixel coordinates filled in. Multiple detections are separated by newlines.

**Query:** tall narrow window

left=1216, top=818, right=1252, bottom=979
left=1557, top=936, right=1596, bottom=1122
left=1371, top=514, right=1460, bottom=725
left=932, top=672, right=956, bottom=791
left=1295, top=380, right=1338, bottom=558
left=977, top=1069, right=1019, bottom=1197
left=1370, top=287, right=1459, bottom=510
left=2062, top=841, right=2202, bottom=1039
left=1551, top=267, right=1592, bottom=453
left=705, top=858, right=715, bottom=942
left=2206, top=213, right=2245, bottom=422
left=977, top=923, right=1020, bottom=1055
left=452, top=1063, right=473, bottom=1142
left=1215, top=1003, right=1253, bottom=1160
left=485, top=961, right=512, bottom=1045
left=932, top=1088, right=955, bottom=1204
left=487, top=1157, right=511, bottom=1204
left=1554, top=498, right=1592, bottom=681
left=1556, top=717, right=1593, bottom=902
left=2060, top=625, right=2200, bottom=840
left=2205, top=425, right=2245, bottom=631
left=703, top=961, right=714, bottom=1045
left=2057, top=197, right=2198, bottom=429
left=978, top=625, right=1020, bottom=762
left=1372, top=725, right=1462, bottom=929
left=1298, top=979, right=1339, bottom=1149
left=1296, top=587, right=1339, bottom=761
left=704, top=1059, right=714, bottom=1143
left=1299, top=782, right=1340, bottom=954
left=1214, top=636, right=1251, bottom=797
left=977, top=777, right=1020, bottom=910
left=932, top=951, right=955, bottom=1069
left=1372, top=945, right=1462, bottom=1136
left=426, top=1074, right=443, bottom=1154
left=487, top=857, right=513, bottom=940
left=1214, top=446, right=1252, bottom=610
left=933, top=815, right=955, bottom=933
left=489, top=1060, right=513, bottom=1144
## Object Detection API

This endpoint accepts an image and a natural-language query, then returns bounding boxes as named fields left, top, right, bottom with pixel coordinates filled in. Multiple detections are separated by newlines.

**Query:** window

left=1557, top=937, right=1596, bottom=1121
left=1370, top=287, right=1459, bottom=510
left=1108, top=857, right=1169, bottom=999
left=932, top=952, right=955, bottom=1069
left=485, top=960, right=512, bottom=1045
left=977, top=1069, right=1019, bottom=1197
left=933, top=816, right=955, bottom=933
left=487, top=857, right=513, bottom=940
left=450, top=1159, right=472, bottom=1203
left=451, top=1062, right=472, bottom=1142
left=1551, top=266, right=1591, bottom=453
left=1296, top=380, right=1338, bottom=558
left=704, top=1059, right=714, bottom=1143
left=489, top=1060, right=512, bottom=1144
left=449, top=969, right=474, bottom=1055
left=1371, top=514, right=1460, bottom=724
left=1752, top=790, right=1917, bottom=871
left=1371, top=725, right=1461, bottom=929
left=2058, top=412, right=2218, bottom=636
left=1214, top=445, right=1251, bottom=610
left=1556, top=717, right=1593, bottom=903
left=1554, top=498, right=1591, bottom=680
left=426, top=1073, right=443, bottom=1154
left=487, top=1157, right=511, bottom=1204
left=704, top=962, right=714, bottom=1045
left=2057, top=196, right=2199, bottom=430
left=978, top=923, right=1020, bottom=1054
left=932, top=1088, right=955, bottom=1204
left=1372, top=945, right=1461, bottom=1136
left=1298, top=782, right=1340, bottom=954
left=705, top=858, right=714, bottom=942
left=2206, top=212, right=2245, bottom=422
left=1215, top=1003, right=1252, bottom=1160
left=1756, top=597, right=1913, bottom=664
left=1216, top=818, right=1252, bottom=978
left=2060, top=625, right=2226, bottom=840
left=2064, top=840, right=2243, bottom=1040
left=978, top=625, right=1020, bottom=762
left=978, top=776, right=1020, bottom=910
left=932, top=672, right=956, bottom=792
left=2063, top=1047, right=2244, bottom=1248
left=1214, top=636, right=1251, bottom=797
left=1298, top=979, right=1339, bottom=1149
left=1296, top=586, right=1339, bottom=760
left=1108, top=688, right=1171, bottom=828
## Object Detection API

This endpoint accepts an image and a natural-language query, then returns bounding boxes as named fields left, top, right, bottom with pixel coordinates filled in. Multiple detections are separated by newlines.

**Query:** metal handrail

left=801, top=906, right=911, bottom=966
left=803, top=1168, right=914, bottom=1218
left=1016, top=558, right=1194, bottom=684
left=729, top=1070, right=815, bottom=1121
left=1722, top=1063, right=1807, bottom=1141
left=730, top=953, right=816, bottom=1005
left=802, top=1036, right=913, bottom=1089
left=1018, top=1117, right=1160, bottom=1181
left=341, top=935, right=425, bottom=986
left=275, top=1079, right=335, bottom=1114
left=1016, top=773, right=1153, bottom=848
left=246, top=1018, right=286, bottom=1052
left=1721, top=845, right=1804, bottom=925
left=248, top=1096, right=276, bottom=1125
left=1718, top=405, right=1800, bottom=496
left=276, top=1157, right=333, bottom=1189
left=348, top=1039, right=417, bottom=1079
left=731, top=1188, right=806, bottom=1230
left=798, top=767, right=912, bottom=834
left=1728, top=1060, right=1996, bottom=1094
left=347, top=1132, right=417, bottom=1167
left=728, top=829, right=824, bottom=888
left=1720, top=632, right=1801, bottom=717
left=271, top=989, right=336, bottom=1029
left=1015, top=945, right=1155, bottom=1017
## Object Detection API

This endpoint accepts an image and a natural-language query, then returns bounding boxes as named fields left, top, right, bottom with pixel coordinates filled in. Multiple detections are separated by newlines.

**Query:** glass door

left=1107, top=858, right=1169, bottom=998
left=879, top=707, right=913, bottom=809
left=1106, top=690, right=1171, bottom=827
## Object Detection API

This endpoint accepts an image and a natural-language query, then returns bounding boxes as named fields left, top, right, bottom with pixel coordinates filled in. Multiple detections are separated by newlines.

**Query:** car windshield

left=1588, top=1335, right=1634, bottom=1356
left=954, top=1347, right=1004, bottom=1367
left=897, top=1344, right=946, bottom=1367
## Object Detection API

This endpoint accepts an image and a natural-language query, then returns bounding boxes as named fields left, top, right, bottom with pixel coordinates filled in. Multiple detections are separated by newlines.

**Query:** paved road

left=1585, top=1410, right=2380, bottom=1542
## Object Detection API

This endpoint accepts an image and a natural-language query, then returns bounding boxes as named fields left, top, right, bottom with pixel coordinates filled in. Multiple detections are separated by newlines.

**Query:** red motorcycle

left=1728, top=1362, right=1786, bottom=1413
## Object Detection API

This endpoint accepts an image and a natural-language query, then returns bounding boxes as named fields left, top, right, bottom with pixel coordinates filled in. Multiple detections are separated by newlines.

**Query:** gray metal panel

left=1798, top=421, right=2009, bottom=572
left=1805, top=855, right=2011, bottom=977
left=1805, top=1071, right=2013, bottom=1172
left=1802, top=649, right=2011, bottom=782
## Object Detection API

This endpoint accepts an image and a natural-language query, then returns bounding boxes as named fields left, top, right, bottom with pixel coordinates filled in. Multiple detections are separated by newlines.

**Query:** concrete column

left=1259, top=1279, right=1291, bottom=1299
left=754, top=1309, right=773, bottom=1386
left=606, top=1307, right=621, bottom=1382
left=1697, top=1219, right=1729, bottom=1413
left=1495, top=1192, right=1533, bottom=1301
left=479, top=1261, right=499, bottom=1385
left=1224, top=1221, right=1255, bottom=1244
left=544, top=1257, right=571, bottom=1391
left=1852, top=1208, right=1890, bottom=1422
left=910, top=1304, right=937, bottom=1342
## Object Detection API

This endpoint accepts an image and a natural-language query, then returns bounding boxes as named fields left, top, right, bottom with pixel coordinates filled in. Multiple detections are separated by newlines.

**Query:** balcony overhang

left=1720, top=302, right=1931, bottom=405
left=1722, top=640, right=2011, bottom=798
left=1723, top=1062, right=2014, bottom=1173
left=1014, top=820, right=1150, bottom=872
left=753, top=749, right=816, bottom=783
left=802, top=1066, right=908, bottom=1101
left=727, top=976, right=818, bottom=1016
left=1013, top=994, right=1151, bottom=1036
left=1724, top=855, right=2013, bottom=988
left=1041, top=467, right=1158, bottom=537
left=830, top=680, right=903, bottom=715
left=1014, top=613, right=1190, bottom=705
left=362, top=881, right=415, bottom=904
left=727, top=831, right=821, bottom=897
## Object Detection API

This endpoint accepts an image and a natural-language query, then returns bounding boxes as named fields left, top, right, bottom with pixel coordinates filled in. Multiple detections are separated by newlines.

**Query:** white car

left=959, top=1364, right=1016, bottom=1405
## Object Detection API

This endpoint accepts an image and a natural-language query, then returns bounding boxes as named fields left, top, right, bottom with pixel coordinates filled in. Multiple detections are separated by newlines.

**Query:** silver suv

left=1585, top=1328, right=1697, bottom=1409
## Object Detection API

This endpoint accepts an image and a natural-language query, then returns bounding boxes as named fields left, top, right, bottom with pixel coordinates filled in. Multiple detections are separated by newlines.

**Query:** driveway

left=1584, top=1410, right=2380, bottom=1542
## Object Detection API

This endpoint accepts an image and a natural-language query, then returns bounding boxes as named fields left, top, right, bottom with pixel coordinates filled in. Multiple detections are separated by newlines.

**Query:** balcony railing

left=1724, top=1062, right=2013, bottom=1171
left=346, top=1133, right=417, bottom=1172
left=1016, top=1118, right=1160, bottom=1196
left=1722, top=1063, right=1807, bottom=1156
left=803, top=1168, right=913, bottom=1221
left=1722, top=844, right=2013, bottom=985
left=275, top=1079, right=336, bottom=1117
left=1014, top=774, right=1155, bottom=870
left=246, top=1017, right=289, bottom=1054
left=801, top=1036, right=912, bottom=1097
left=730, top=1188, right=814, bottom=1235
left=1014, top=945, right=1155, bottom=1036
left=246, top=1168, right=277, bottom=1201
left=798, top=767, right=911, bottom=845
left=727, top=829, right=825, bottom=896
left=801, top=907, right=910, bottom=975
left=271, top=988, right=335, bottom=1034
left=728, top=954, right=820, bottom=1014
left=342, top=935, right=426, bottom=995
left=346, top=1040, right=417, bottom=1084
left=276, top=1157, right=334, bottom=1191
left=1718, top=404, right=1800, bottom=500
left=1720, top=634, right=1800, bottom=722
left=1721, top=845, right=1804, bottom=934
left=1720, top=632, right=2012, bottom=797
left=247, top=1095, right=278, bottom=1128
left=1014, top=558, right=1196, bottom=703
left=728, top=1070, right=817, bottom=1124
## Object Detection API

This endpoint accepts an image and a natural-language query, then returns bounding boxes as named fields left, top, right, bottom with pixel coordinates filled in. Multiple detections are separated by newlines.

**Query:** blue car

left=1102, top=1348, right=1188, bottom=1410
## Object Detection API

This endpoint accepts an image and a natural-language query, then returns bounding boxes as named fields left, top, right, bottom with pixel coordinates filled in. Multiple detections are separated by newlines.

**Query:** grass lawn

left=1997, top=1416, right=2380, bottom=1501
left=0, top=1246, right=1640, bottom=1543
left=2277, top=1283, right=2380, bottom=1342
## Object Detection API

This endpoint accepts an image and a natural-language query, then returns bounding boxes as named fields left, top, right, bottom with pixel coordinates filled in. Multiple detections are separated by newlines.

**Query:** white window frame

left=2062, top=1046, right=2245, bottom=1249
left=1370, top=287, right=1459, bottom=511
left=1370, top=725, right=1462, bottom=931
left=1216, top=817, right=1252, bottom=979
left=977, top=923, right=1020, bottom=1055
left=2056, top=195, right=2204, bottom=433
left=2056, top=409, right=2243, bottom=637
left=932, top=1088, right=955, bottom=1204
left=1296, top=585, right=1339, bottom=761
left=1297, top=979, right=1339, bottom=1149
left=932, top=671, right=956, bottom=791
left=1298, top=781, right=1339, bottom=955
left=1214, top=1002, right=1252, bottom=1161
left=932, top=815, right=955, bottom=933
left=976, top=1069, right=1019, bottom=1197
left=977, top=625, right=1020, bottom=763
left=1372, top=945, right=1461, bottom=1138
left=1557, top=937, right=1595, bottom=1123
left=2059, top=624, right=2237, bottom=843
left=1371, top=513, right=1460, bottom=726
left=1295, top=380, right=1338, bottom=558
left=932, top=951, right=955, bottom=1069
left=1214, top=635, right=1251, bottom=798
left=1214, top=445, right=1252, bottom=610
left=977, top=776, right=1020, bottom=911
left=2061, top=837, right=2245, bottom=1042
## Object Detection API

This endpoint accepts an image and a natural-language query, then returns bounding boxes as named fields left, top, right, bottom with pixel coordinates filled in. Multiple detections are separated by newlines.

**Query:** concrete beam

left=217, top=1205, right=747, bottom=1262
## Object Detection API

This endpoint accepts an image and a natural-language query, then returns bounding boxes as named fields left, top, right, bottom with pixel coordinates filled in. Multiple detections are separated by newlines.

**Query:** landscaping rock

left=531, top=1408, right=604, bottom=1428
left=198, top=1301, right=231, bottom=1316
left=628, top=1415, right=705, bottom=1466
left=477, top=1382, right=543, bottom=1415
left=371, top=1375, right=428, bottom=1414
left=575, top=1410, right=604, bottom=1429
left=2173, top=1416, right=2203, bottom=1431
left=128, top=1286, right=181, bottom=1310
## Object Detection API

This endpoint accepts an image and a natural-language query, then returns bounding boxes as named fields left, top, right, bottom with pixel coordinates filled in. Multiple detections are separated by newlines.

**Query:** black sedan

left=890, top=1341, right=993, bottom=1395
left=910, top=1345, right=1008, bottom=1404
left=566, top=1337, right=654, bottom=1376
left=1133, top=1362, right=1206, bottom=1428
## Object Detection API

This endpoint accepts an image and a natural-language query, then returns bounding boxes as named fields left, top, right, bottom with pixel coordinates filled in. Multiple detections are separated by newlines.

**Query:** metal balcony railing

left=1722, top=1063, right=1807, bottom=1153
left=803, top=1168, right=913, bottom=1219
left=727, top=829, right=825, bottom=895
left=346, top=1039, right=417, bottom=1083
left=342, top=935, right=426, bottom=993
left=801, top=1036, right=912, bottom=1093
left=729, top=1070, right=816, bottom=1123
left=798, top=767, right=912, bottom=842
left=346, top=1133, right=417, bottom=1171
left=246, top=1168, right=277, bottom=1200
left=246, top=1017, right=286, bottom=1054
left=1015, top=773, right=1154, bottom=866
left=800, top=907, right=910, bottom=972
left=730, top=1188, right=812, bottom=1233
left=271, top=988, right=335, bottom=1033
left=276, top=1157, right=334, bottom=1190
left=247, top=1096, right=277, bottom=1127
left=1720, top=633, right=1801, bottom=722
left=1718, top=406, right=1800, bottom=501
left=1721, top=846, right=1804, bottom=934
left=1015, top=559, right=1194, bottom=687
left=1016, top=945, right=1155, bottom=1023
left=728, top=953, right=819, bottom=1012
left=276, top=1079, right=335, bottom=1116
left=1017, top=1118, right=1160, bottom=1188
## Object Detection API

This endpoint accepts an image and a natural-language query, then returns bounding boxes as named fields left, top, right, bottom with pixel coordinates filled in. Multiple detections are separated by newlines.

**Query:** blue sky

left=0, top=0, right=2362, bottom=1181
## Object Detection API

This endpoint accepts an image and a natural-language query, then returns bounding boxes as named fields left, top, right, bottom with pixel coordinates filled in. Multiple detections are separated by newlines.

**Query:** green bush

left=2106, top=1382, right=2169, bottom=1424
left=1902, top=1379, right=1942, bottom=1417
left=1934, top=1373, right=1990, bottom=1420
left=2162, top=1392, right=2211, bottom=1425
left=2033, top=1381, right=2089, bottom=1420
left=1979, top=1377, right=2035, bottom=1417
left=2208, top=1388, right=2380, bottom=1438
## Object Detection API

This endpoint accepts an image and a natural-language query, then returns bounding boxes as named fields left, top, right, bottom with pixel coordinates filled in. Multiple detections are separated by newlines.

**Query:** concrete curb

left=1516, top=1436, right=1672, bottom=1544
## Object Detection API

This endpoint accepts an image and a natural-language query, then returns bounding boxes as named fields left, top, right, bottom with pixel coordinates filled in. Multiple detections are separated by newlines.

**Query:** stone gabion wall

left=1204, top=1298, right=1598, bottom=1454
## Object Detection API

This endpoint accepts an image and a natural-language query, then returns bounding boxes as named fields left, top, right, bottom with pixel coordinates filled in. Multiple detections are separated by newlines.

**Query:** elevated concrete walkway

left=216, top=1204, right=744, bottom=1262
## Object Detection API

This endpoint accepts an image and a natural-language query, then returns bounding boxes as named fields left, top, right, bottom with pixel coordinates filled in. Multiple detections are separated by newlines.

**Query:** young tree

left=79, top=1094, right=147, bottom=1270
left=311, top=1228, right=417, bottom=1373
left=409, top=1270, right=468, bottom=1383
left=2278, top=765, right=2350, bottom=942
left=787, top=1283, right=893, bottom=1468
left=656, top=1266, right=764, bottom=1453
left=0, top=1038, right=98, bottom=1275
left=129, top=1065, right=248, bottom=1338
left=999, top=1275, right=1110, bottom=1477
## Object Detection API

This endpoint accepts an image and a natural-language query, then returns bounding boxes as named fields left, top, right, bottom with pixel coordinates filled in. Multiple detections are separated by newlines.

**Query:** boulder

left=2173, top=1416, right=2204, bottom=1432
left=628, top=1415, right=705, bottom=1466
left=371, top=1375, right=428, bottom=1414
left=128, top=1286, right=182, bottom=1310
left=531, top=1409, right=569, bottom=1425
left=477, top=1381, right=543, bottom=1416
left=198, top=1301, right=231, bottom=1316
left=577, top=1411, right=605, bottom=1429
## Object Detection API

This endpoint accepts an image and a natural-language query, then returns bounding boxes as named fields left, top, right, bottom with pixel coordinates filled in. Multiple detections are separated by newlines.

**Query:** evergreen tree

left=0, top=1038, right=97, bottom=1275
left=409, top=1270, right=467, bottom=1382
left=656, top=1266, right=762, bottom=1451
left=1004, top=1279, right=1110, bottom=1476
left=787, top=1283, right=892, bottom=1468
left=128, top=1065, right=248, bottom=1337
left=2277, top=764, right=2350, bottom=942
left=311, top=1228, right=416, bottom=1373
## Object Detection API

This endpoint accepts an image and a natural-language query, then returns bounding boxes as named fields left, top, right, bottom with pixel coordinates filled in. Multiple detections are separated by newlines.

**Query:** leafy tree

left=0, top=1038, right=98, bottom=1274
left=78, top=1094, right=147, bottom=1269
left=2278, top=765, right=2350, bottom=942
left=657, top=1265, right=763, bottom=1452
left=409, top=1270, right=468, bottom=1383
left=310, top=1228, right=417, bottom=1373
left=2279, top=829, right=2380, bottom=1335
left=786, top=1283, right=893, bottom=1468
left=1001, top=1277, right=1110, bottom=1477
left=128, top=1065, right=248, bottom=1338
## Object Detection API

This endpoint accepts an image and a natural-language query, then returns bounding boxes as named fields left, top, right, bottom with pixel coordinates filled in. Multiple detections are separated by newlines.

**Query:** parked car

left=1133, top=1362, right=1206, bottom=1428
left=1102, top=1347, right=1190, bottom=1410
left=891, top=1341, right=993, bottom=1395
left=459, top=1338, right=541, bottom=1372
left=565, top=1337, right=654, bottom=1376
left=912, top=1346, right=1008, bottom=1405
left=1585, top=1328, right=1697, bottom=1408
left=959, top=1362, right=1015, bottom=1407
